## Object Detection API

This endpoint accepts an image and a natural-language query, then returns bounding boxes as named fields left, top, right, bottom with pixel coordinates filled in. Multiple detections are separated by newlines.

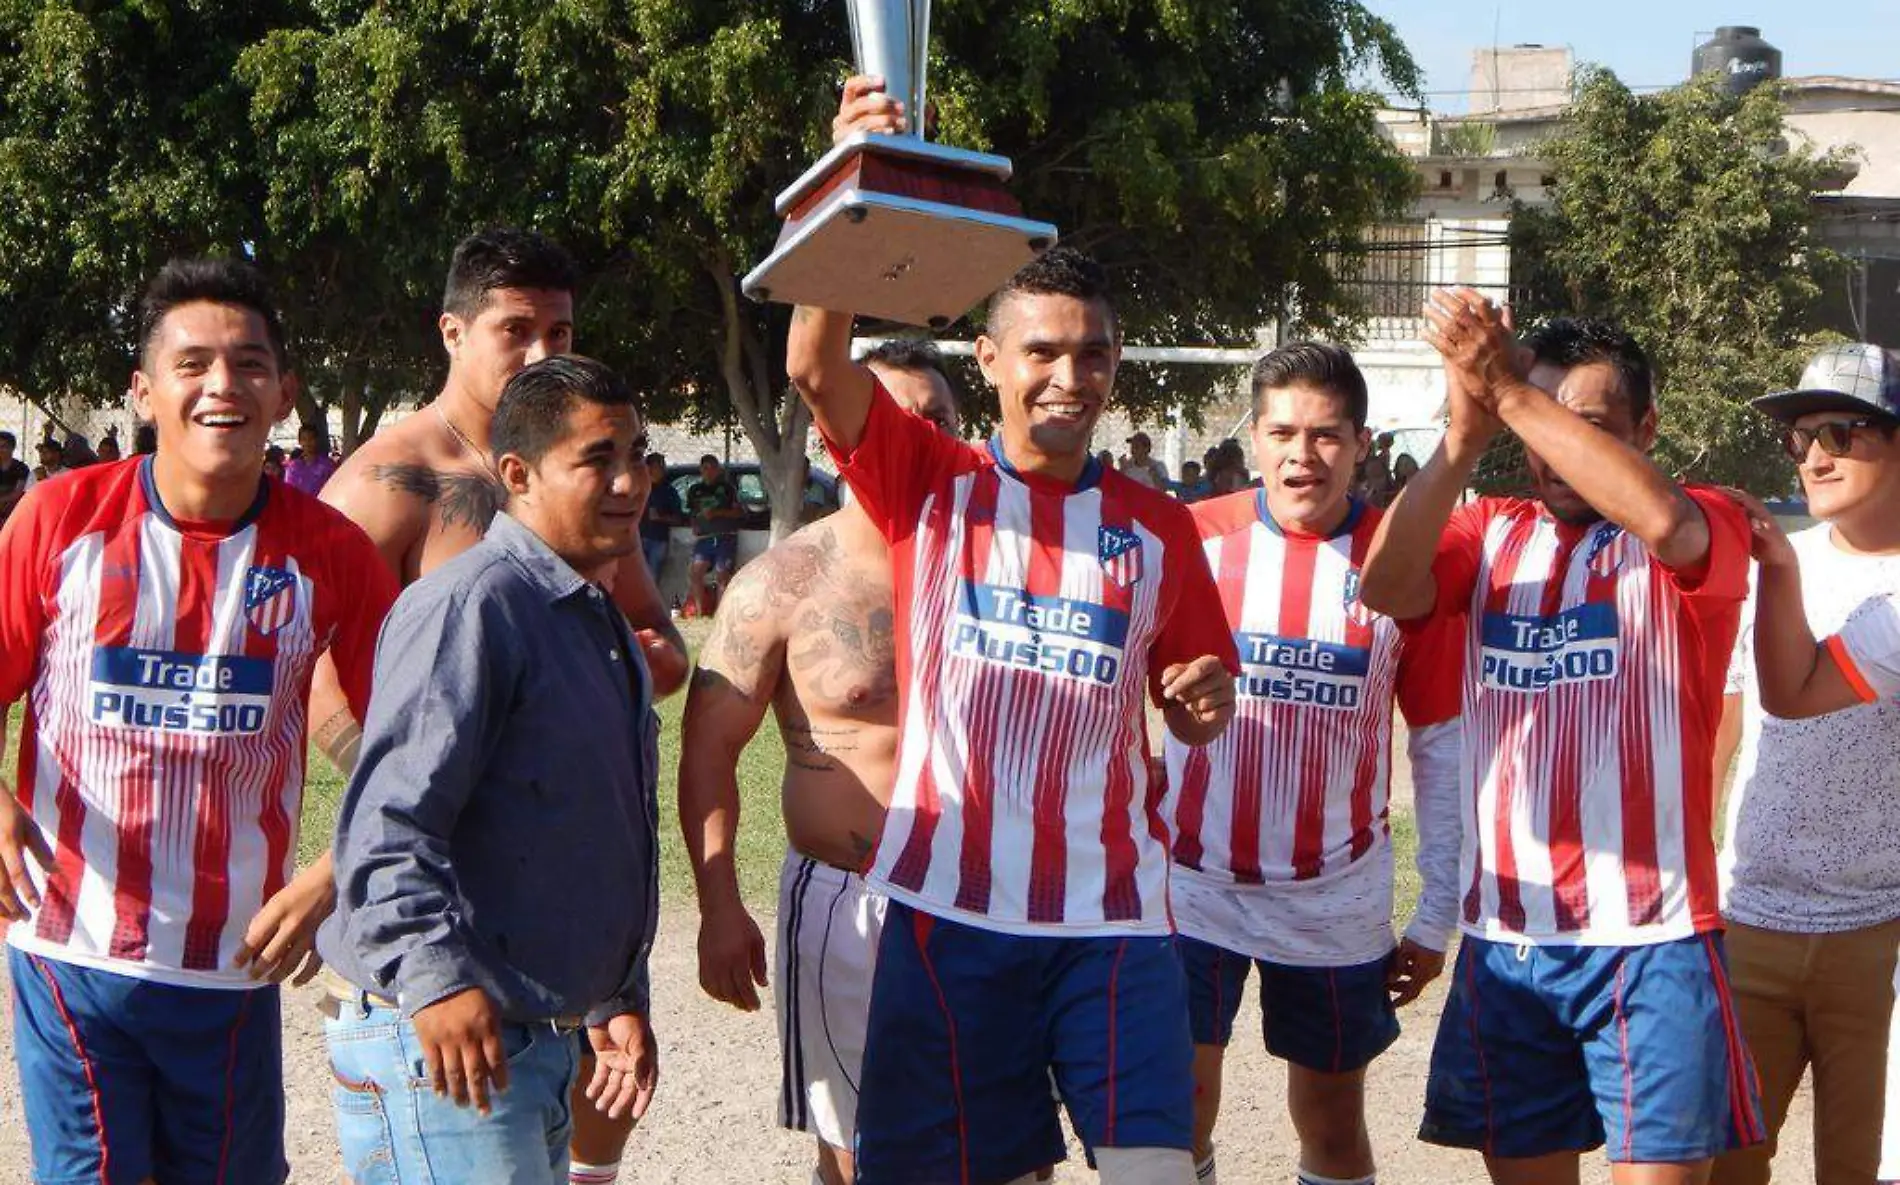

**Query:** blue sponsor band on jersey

left=1233, top=632, right=1369, bottom=709
left=950, top=582, right=1127, bottom=686
left=1479, top=602, right=1620, bottom=692
left=87, top=646, right=274, bottom=736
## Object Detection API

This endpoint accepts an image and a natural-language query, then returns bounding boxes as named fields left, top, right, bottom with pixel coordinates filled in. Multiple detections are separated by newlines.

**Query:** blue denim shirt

left=320, top=513, right=660, bottom=1025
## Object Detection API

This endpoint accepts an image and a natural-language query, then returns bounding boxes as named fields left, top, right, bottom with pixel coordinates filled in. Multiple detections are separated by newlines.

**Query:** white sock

left=1295, top=1170, right=1374, bottom=1185
left=568, top=1162, right=620, bottom=1185
left=1196, top=1150, right=1219, bottom=1184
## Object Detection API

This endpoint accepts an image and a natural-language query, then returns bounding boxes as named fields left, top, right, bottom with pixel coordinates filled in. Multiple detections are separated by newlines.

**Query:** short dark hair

left=1523, top=318, right=1654, bottom=422
left=862, top=338, right=948, bottom=383
left=985, top=246, right=1116, bottom=335
left=0, top=431, right=14, bottom=448
left=132, top=423, right=158, bottom=455
left=491, top=356, right=636, bottom=468
left=138, top=257, right=289, bottom=371
left=442, top=228, right=580, bottom=320
left=699, top=453, right=719, bottom=467
left=644, top=452, right=665, bottom=466
left=1250, top=342, right=1369, bottom=429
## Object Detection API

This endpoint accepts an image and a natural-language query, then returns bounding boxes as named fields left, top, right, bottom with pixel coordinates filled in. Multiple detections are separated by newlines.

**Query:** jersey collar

left=138, top=455, right=270, bottom=536
left=1255, top=489, right=1364, bottom=540
left=987, top=436, right=1104, bottom=494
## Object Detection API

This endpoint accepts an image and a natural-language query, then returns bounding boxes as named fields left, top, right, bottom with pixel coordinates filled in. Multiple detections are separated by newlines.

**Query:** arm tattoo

left=367, top=463, right=504, bottom=531
left=312, top=709, right=364, bottom=775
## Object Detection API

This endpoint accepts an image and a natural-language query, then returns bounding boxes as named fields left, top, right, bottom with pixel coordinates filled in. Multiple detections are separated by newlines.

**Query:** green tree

left=1508, top=69, right=1850, bottom=493
left=4, top=1, right=1421, bottom=532
left=0, top=3, right=274, bottom=421
left=242, top=0, right=1424, bottom=530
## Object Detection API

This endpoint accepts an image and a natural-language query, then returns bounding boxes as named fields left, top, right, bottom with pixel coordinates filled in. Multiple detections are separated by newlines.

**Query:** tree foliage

left=1508, top=69, right=1850, bottom=493
left=1, top=0, right=1422, bottom=529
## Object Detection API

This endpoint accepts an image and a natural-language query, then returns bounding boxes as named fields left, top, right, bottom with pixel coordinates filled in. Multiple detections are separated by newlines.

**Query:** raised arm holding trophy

left=742, top=0, right=1057, bottom=328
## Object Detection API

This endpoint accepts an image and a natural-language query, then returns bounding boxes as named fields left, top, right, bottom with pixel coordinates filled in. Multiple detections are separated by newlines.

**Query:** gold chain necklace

left=434, top=403, right=501, bottom=481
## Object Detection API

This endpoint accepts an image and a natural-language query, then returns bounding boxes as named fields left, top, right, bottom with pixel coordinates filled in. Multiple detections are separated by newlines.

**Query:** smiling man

left=320, top=356, right=662, bottom=1184
left=1707, top=343, right=1900, bottom=1185
left=307, top=229, right=682, bottom=1183
left=0, top=258, right=395, bottom=1185
left=1162, top=343, right=1464, bottom=1185
left=779, top=77, right=1240, bottom=1185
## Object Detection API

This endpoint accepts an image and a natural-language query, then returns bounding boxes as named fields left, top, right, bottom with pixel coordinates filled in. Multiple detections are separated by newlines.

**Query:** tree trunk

left=706, top=252, right=812, bottom=545
left=340, top=382, right=363, bottom=455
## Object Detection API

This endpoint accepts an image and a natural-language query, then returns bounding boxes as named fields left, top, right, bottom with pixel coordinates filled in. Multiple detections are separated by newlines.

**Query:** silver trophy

left=742, top=0, right=1058, bottom=329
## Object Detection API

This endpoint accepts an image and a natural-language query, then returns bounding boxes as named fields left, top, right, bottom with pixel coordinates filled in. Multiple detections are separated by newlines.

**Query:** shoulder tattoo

left=367, top=463, right=504, bottom=531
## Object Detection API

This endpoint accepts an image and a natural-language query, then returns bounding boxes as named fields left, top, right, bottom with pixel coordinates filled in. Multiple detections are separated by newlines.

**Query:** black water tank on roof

left=1693, top=26, right=1782, bottom=96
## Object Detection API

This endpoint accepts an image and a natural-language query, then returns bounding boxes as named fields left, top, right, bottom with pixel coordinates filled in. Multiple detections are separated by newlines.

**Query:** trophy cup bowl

left=742, top=0, right=1058, bottom=329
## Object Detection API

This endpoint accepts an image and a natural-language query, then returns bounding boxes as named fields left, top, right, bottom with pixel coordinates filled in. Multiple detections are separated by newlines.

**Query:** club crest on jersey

left=244, top=566, right=298, bottom=637
left=1341, top=569, right=1373, bottom=628
left=1098, top=525, right=1143, bottom=588
left=1584, top=524, right=1625, bottom=577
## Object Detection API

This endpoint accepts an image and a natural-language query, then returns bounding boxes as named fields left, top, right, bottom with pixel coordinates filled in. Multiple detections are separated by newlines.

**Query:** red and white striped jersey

left=1423, top=489, right=1749, bottom=946
left=0, top=460, right=394, bottom=987
left=827, top=389, right=1239, bottom=937
left=1163, top=492, right=1462, bottom=886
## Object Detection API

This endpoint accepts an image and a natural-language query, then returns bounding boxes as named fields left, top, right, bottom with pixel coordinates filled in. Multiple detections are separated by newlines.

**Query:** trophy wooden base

left=742, top=133, right=1057, bottom=329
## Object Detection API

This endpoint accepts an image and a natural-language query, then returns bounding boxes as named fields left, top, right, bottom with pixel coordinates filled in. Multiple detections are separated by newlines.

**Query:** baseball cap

left=1751, top=343, right=1900, bottom=425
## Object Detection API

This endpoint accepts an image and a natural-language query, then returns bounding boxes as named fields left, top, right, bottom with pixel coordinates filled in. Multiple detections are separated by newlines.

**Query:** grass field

left=10, top=622, right=1425, bottom=922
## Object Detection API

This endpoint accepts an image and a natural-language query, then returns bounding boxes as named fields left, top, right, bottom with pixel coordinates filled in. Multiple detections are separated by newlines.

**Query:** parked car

left=663, top=462, right=840, bottom=532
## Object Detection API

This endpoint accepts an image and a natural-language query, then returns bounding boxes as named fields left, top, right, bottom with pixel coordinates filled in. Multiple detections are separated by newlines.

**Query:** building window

left=1336, top=223, right=1432, bottom=321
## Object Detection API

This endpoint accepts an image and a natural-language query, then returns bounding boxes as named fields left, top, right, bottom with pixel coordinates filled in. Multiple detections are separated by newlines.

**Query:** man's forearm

left=1752, top=560, right=1827, bottom=716
left=785, top=306, right=874, bottom=451
left=1495, top=382, right=1707, bottom=567
left=679, top=767, right=746, bottom=912
left=1361, top=439, right=1481, bottom=620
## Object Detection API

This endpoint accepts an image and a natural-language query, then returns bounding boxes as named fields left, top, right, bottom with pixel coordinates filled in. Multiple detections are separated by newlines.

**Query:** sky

left=1365, top=1, right=1899, bottom=111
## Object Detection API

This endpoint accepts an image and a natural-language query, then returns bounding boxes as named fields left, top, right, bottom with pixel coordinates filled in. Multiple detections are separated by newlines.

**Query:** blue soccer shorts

left=855, top=903, right=1195, bottom=1184
left=1178, top=935, right=1399, bottom=1074
left=10, top=946, right=288, bottom=1185
left=1420, top=933, right=1767, bottom=1163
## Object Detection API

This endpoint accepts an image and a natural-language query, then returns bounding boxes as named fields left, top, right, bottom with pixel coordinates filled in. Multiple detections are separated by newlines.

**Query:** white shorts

left=776, top=851, right=887, bottom=1150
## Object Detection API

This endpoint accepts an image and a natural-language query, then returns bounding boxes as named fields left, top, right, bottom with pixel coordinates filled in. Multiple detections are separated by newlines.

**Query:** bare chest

left=781, top=566, right=898, bottom=719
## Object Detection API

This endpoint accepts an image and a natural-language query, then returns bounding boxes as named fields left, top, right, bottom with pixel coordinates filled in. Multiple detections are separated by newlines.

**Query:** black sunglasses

left=1782, top=417, right=1888, bottom=461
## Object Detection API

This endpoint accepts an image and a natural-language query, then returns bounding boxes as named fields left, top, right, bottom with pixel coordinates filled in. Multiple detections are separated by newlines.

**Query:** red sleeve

left=1146, top=508, right=1242, bottom=706
left=0, top=486, right=64, bottom=704
left=823, top=381, right=966, bottom=541
left=322, top=521, right=400, bottom=724
left=1428, top=500, right=1492, bottom=620
left=1394, top=610, right=1465, bottom=728
left=1664, top=486, right=1751, bottom=603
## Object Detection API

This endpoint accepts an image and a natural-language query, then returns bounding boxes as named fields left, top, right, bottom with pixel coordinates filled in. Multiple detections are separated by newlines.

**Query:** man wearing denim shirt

left=319, top=355, right=661, bottom=1184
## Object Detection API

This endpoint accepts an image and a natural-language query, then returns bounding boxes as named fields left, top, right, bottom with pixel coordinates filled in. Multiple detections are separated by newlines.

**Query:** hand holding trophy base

left=742, top=0, right=1057, bottom=329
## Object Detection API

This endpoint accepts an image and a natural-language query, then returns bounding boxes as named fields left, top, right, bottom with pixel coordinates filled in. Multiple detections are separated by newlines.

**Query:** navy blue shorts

left=10, top=947, right=287, bottom=1185
left=1420, top=934, right=1767, bottom=1163
left=691, top=533, right=738, bottom=569
left=1178, top=936, right=1399, bottom=1073
left=855, top=903, right=1194, bottom=1184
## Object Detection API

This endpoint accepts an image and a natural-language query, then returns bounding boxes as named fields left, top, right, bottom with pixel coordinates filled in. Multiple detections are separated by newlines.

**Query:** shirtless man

left=679, top=340, right=956, bottom=1185
left=308, top=227, right=686, bottom=1185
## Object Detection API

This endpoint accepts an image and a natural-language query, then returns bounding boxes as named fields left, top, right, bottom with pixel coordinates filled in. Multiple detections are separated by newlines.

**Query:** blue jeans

left=641, top=536, right=668, bottom=581
left=323, top=997, right=580, bottom=1184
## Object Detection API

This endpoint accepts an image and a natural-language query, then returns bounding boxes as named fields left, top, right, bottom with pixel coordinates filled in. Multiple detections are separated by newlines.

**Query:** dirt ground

left=0, top=919, right=1815, bottom=1184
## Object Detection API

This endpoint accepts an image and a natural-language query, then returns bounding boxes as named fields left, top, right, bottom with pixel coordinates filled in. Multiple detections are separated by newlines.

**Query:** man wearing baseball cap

left=1120, top=430, right=1171, bottom=489
left=1711, top=342, right=1900, bottom=1185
